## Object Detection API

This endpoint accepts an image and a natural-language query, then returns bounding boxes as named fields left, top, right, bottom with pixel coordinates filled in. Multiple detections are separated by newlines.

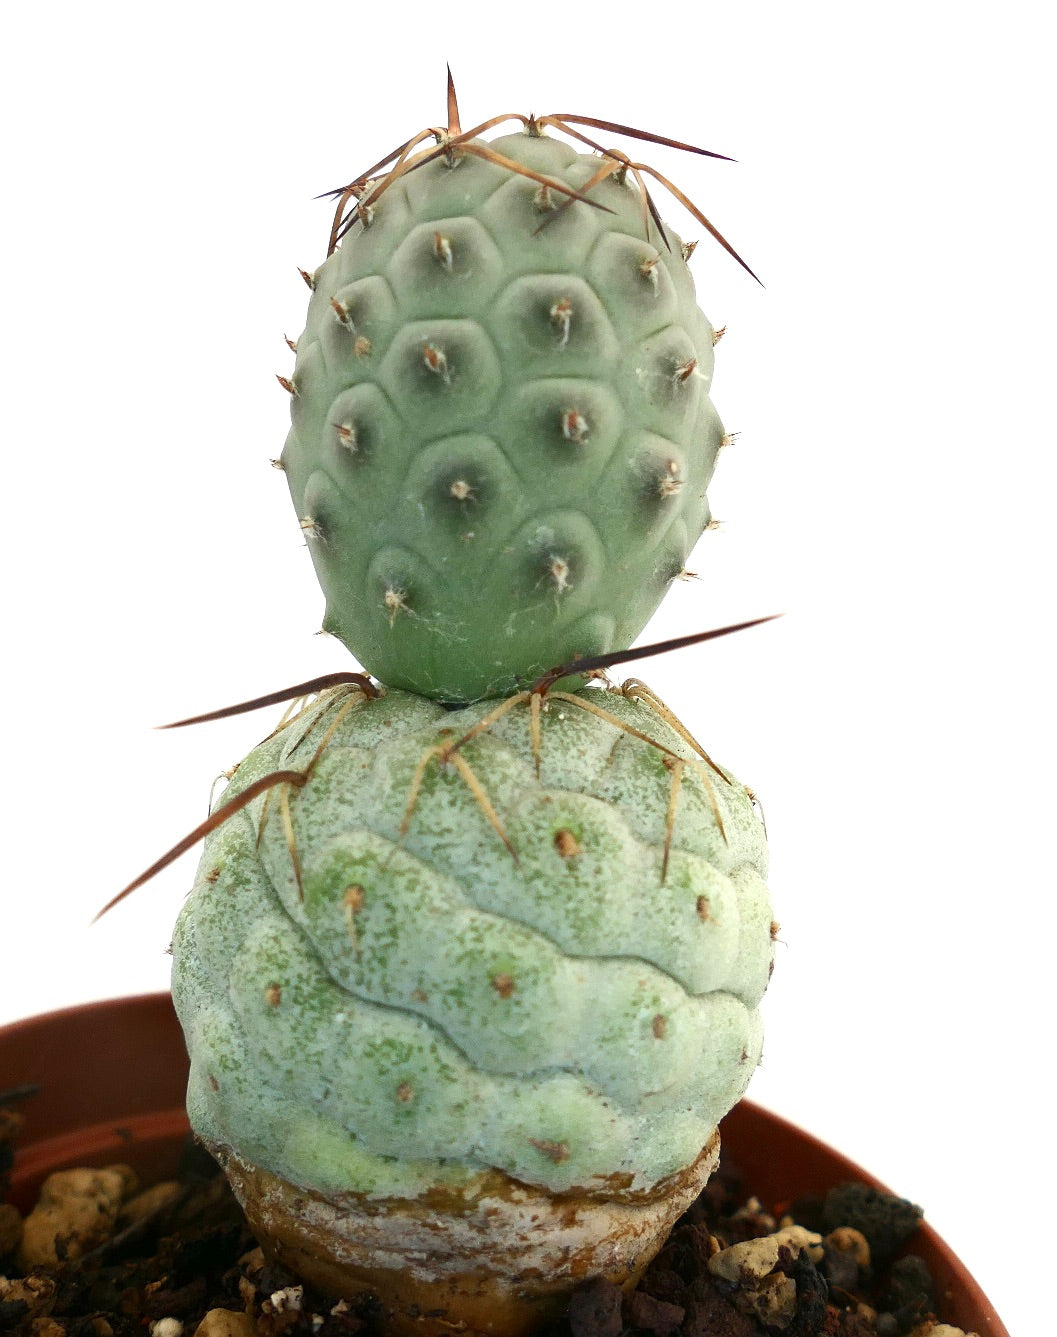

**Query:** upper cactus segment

left=171, top=682, right=772, bottom=1202
left=279, top=85, right=754, bottom=703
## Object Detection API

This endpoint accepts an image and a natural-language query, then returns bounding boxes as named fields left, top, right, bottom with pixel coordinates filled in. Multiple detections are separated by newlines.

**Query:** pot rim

left=1, top=992, right=1009, bottom=1336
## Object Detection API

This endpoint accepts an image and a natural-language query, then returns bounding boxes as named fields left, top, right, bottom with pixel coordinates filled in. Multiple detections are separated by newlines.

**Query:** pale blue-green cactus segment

left=281, top=130, right=728, bottom=702
left=171, top=685, right=772, bottom=1200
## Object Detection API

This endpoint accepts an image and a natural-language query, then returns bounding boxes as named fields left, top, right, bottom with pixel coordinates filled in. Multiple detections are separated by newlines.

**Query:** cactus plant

left=279, top=76, right=755, bottom=702
left=169, top=678, right=773, bottom=1332
left=99, top=73, right=772, bottom=1337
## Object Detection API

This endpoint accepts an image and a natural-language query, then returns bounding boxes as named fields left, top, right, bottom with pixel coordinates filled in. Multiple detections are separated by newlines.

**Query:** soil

left=0, top=1099, right=969, bottom=1337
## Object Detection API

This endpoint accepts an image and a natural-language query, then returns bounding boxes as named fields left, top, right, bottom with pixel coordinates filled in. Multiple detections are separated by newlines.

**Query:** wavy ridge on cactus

left=279, top=76, right=755, bottom=702
left=170, top=681, right=773, bottom=1202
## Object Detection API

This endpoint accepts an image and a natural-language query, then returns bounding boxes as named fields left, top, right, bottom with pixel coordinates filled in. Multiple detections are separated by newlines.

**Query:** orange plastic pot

left=1, top=994, right=1008, bottom=1335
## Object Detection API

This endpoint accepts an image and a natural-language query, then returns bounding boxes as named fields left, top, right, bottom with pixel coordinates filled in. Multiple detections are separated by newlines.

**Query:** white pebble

left=151, top=1320, right=184, bottom=1337
left=912, top=1326, right=980, bottom=1337
left=708, top=1224, right=823, bottom=1284
left=268, top=1286, right=304, bottom=1314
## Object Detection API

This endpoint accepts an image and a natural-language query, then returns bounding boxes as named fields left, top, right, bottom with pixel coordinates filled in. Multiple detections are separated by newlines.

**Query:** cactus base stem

left=208, top=1132, right=721, bottom=1337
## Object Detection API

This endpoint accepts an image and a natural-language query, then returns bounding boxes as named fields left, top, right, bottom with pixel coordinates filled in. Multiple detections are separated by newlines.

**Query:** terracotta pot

left=1, top=993, right=1007, bottom=1335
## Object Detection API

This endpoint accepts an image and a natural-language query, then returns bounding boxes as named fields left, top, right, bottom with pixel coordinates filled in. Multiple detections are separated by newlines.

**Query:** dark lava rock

left=821, top=1184, right=923, bottom=1267
left=568, top=1277, right=624, bottom=1337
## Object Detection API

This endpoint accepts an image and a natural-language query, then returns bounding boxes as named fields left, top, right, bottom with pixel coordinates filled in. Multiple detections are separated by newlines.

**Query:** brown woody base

left=211, top=1136, right=722, bottom=1337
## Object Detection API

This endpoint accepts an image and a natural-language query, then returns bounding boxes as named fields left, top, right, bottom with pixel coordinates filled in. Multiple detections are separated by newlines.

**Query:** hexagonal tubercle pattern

left=282, top=131, right=728, bottom=700
left=171, top=686, right=772, bottom=1201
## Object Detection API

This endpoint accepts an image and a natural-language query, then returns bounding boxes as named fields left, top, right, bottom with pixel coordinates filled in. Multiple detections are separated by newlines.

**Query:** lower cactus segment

left=212, top=1133, right=719, bottom=1337
left=170, top=680, right=773, bottom=1322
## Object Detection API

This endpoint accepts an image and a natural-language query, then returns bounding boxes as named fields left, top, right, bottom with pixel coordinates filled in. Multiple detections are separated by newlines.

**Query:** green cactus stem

left=279, top=87, right=754, bottom=702
left=171, top=680, right=772, bottom=1202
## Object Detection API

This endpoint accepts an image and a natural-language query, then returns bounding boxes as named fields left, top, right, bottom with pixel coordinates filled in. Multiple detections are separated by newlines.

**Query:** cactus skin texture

left=281, top=131, right=727, bottom=702
left=170, top=684, right=772, bottom=1204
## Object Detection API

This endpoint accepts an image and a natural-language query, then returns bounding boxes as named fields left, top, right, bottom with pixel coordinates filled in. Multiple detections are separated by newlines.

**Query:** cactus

left=279, top=88, right=752, bottom=702
left=114, top=75, right=774, bottom=1336
left=170, top=679, right=773, bottom=1330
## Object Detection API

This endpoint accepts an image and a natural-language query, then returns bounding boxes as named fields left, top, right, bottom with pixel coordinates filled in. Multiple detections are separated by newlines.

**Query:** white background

left=1, top=4, right=1052, bottom=1332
